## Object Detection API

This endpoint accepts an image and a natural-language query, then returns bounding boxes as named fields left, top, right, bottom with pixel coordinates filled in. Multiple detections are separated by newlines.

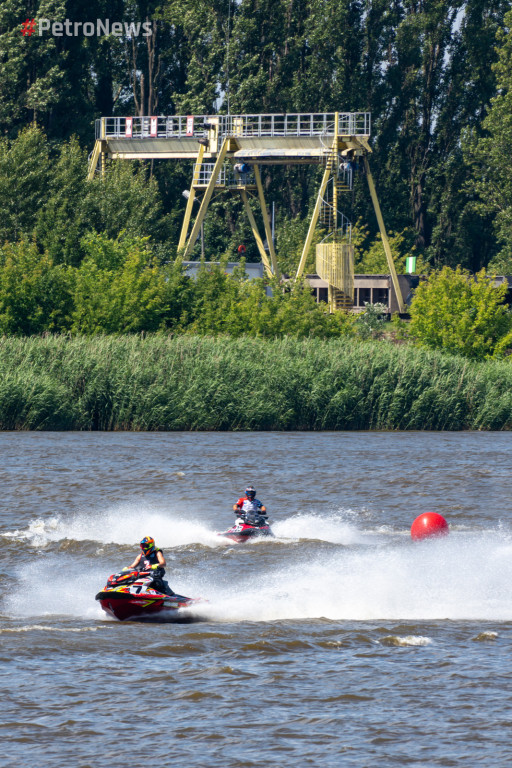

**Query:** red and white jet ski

left=218, top=511, right=274, bottom=544
left=95, top=569, right=204, bottom=622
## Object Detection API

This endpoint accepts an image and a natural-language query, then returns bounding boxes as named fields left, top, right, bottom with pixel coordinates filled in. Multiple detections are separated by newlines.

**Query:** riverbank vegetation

left=1, top=237, right=511, bottom=359
left=0, top=335, right=511, bottom=431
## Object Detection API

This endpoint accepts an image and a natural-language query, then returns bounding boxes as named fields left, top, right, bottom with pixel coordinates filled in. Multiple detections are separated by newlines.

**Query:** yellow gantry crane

left=88, top=111, right=405, bottom=312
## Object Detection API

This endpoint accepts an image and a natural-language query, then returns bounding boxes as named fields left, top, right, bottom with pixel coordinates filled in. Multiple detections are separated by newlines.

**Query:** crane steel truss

left=88, top=112, right=405, bottom=312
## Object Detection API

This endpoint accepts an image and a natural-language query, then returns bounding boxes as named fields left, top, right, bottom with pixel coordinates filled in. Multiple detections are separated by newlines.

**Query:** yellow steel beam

left=87, top=140, right=101, bottom=181
left=183, top=139, right=229, bottom=258
left=253, top=165, right=280, bottom=279
left=240, top=190, right=273, bottom=277
left=99, top=119, right=106, bottom=179
left=333, top=112, right=339, bottom=243
left=363, top=156, right=406, bottom=313
left=178, top=142, right=206, bottom=250
left=296, top=159, right=332, bottom=278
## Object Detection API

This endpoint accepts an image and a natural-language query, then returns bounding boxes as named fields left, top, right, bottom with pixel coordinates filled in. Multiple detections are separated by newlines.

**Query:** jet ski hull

left=95, top=590, right=202, bottom=622
left=95, top=570, right=204, bottom=622
left=218, top=522, right=274, bottom=543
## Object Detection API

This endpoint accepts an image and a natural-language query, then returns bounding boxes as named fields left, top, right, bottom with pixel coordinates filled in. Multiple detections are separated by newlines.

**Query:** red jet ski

left=218, top=511, right=274, bottom=543
left=95, top=569, right=204, bottom=622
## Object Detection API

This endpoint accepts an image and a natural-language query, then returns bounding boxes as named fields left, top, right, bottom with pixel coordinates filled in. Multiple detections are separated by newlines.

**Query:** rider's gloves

left=150, top=564, right=159, bottom=570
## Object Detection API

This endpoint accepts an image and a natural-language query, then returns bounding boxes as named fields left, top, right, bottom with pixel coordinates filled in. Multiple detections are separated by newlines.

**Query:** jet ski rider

left=128, top=536, right=174, bottom=596
left=233, top=486, right=267, bottom=523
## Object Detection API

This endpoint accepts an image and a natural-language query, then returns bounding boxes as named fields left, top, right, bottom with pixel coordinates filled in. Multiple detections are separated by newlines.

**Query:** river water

left=1, top=431, right=512, bottom=767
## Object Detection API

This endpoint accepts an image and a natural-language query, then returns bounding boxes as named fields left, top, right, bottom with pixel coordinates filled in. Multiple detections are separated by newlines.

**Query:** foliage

left=275, top=215, right=324, bottom=277
left=84, top=161, right=170, bottom=246
left=35, top=136, right=89, bottom=265
left=0, top=233, right=354, bottom=338
left=0, top=127, right=170, bottom=264
left=389, top=312, right=410, bottom=341
left=184, top=263, right=354, bottom=339
left=355, top=303, right=387, bottom=340
left=0, top=126, right=51, bottom=243
left=409, top=266, right=512, bottom=358
left=352, top=220, right=429, bottom=275
left=466, top=7, right=512, bottom=268
left=71, top=233, right=172, bottom=334
left=0, top=240, right=73, bottom=335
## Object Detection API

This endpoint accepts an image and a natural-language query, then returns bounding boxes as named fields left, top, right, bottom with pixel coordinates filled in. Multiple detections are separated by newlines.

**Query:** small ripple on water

left=379, top=635, right=433, bottom=647
left=0, top=625, right=103, bottom=634
left=472, top=631, right=498, bottom=641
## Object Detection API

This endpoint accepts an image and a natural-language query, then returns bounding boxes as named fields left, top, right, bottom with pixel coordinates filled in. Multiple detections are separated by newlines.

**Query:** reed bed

left=0, top=334, right=511, bottom=430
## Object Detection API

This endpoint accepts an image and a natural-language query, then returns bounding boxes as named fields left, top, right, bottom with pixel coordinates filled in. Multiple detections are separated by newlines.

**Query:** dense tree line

left=0, top=231, right=356, bottom=337
left=0, top=1, right=511, bottom=273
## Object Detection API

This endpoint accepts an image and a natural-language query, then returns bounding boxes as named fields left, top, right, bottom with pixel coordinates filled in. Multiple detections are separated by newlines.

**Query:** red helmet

left=245, top=486, right=256, bottom=500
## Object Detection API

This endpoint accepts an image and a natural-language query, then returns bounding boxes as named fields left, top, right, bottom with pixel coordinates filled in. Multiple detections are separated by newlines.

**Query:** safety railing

left=219, top=113, right=370, bottom=137
left=95, top=115, right=211, bottom=140
left=319, top=210, right=352, bottom=242
left=95, top=112, right=371, bottom=140
left=336, top=164, right=353, bottom=190
left=194, top=162, right=256, bottom=187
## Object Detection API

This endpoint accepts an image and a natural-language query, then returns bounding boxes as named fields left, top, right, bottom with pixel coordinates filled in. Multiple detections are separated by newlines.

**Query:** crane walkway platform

left=94, top=112, right=371, bottom=164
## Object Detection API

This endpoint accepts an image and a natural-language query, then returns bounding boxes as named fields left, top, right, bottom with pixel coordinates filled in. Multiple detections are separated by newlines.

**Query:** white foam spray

left=271, top=512, right=368, bottom=546
left=198, top=530, right=512, bottom=622
left=2, top=504, right=223, bottom=549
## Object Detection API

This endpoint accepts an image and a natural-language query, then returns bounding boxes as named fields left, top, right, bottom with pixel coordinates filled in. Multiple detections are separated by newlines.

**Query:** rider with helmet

left=128, top=536, right=174, bottom=595
left=233, top=486, right=267, bottom=524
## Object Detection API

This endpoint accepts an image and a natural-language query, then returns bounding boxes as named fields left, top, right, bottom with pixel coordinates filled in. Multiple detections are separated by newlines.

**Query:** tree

left=351, top=220, right=429, bottom=275
left=466, top=7, right=512, bottom=272
left=0, top=126, right=51, bottom=243
left=426, top=0, right=510, bottom=270
left=35, top=136, right=89, bottom=265
left=71, top=233, right=172, bottom=333
left=0, top=240, right=73, bottom=334
left=409, top=266, right=512, bottom=358
left=163, top=0, right=229, bottom=114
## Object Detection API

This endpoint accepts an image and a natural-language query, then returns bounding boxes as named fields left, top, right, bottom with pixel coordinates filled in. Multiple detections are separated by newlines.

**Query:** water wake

left=2, top=505, right=223, bottom=549
left=3, top=508, right=369, bottom=549
left=4, top=509, right=512, bottom=623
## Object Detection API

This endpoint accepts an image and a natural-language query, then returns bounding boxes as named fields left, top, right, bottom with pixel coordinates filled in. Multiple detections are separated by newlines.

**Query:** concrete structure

left=183, top=261, right=264, bottom=280
left=307, top=273, right=512, bottom=315
left=307, top=273, right=417, bottom=314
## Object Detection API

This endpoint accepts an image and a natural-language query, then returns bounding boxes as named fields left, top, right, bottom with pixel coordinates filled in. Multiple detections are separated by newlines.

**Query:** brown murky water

left=1, top=431, right=512, bottom=766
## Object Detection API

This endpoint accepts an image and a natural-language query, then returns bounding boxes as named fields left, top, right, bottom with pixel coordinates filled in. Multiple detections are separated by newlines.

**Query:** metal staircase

left=315, top=138, right=355, bottom=311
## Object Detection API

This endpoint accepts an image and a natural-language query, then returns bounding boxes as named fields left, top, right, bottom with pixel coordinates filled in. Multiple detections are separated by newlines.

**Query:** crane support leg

left=183, top=139, right=229, bottom=258
left=363, top=156, right=406, bottom=313
left=240, top=190, right=273, bottom=277
left=254, top=166, right=280, bottom=279
left=296, top=161, right=332, bottom=278
left=178, top=143, right=206, bottom=250
left=87, top=140, right=102, bottom=181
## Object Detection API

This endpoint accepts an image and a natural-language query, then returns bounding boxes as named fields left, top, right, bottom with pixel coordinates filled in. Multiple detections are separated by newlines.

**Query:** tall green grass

left=0, top=334, right=511, bottom=430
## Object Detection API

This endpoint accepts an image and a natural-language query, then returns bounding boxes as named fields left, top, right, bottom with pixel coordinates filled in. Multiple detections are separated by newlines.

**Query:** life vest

left=142, top=548, right=163, bottom=571
left=236, top=497, right=263, bottom=513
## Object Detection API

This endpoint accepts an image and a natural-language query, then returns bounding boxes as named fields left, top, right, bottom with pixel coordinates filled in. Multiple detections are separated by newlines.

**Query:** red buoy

left=411, top=512, right=449, bottom=540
